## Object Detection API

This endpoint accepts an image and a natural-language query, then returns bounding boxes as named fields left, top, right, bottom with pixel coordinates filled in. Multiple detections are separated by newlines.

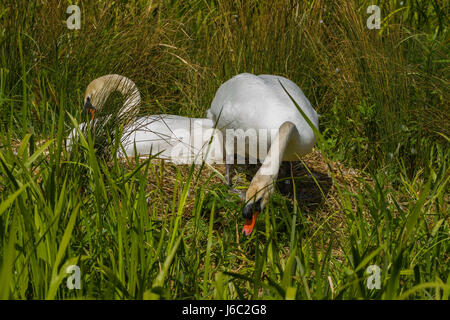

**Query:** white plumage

left=207, top=73, right=319, bottom=235
left=119, top=114, right=223, bottom=164
left=68, top=73, right=319, bottom=236
left=208, top=73, right=318, bottom=162
left=67, top=75, right=224, bottom=164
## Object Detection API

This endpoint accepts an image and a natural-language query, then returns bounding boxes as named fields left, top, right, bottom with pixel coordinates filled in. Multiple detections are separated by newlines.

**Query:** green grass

left=0, top=0, right=448, bottom=299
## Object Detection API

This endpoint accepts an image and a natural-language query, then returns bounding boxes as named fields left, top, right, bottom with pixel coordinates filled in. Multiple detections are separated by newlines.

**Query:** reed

left=0, top=0, right=448, bottom=299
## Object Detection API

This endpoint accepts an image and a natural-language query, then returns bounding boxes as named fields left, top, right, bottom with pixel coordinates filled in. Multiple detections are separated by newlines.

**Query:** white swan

left=119, top=114, right=224, bottom=164
left=67, top=74, right=224, bottom=164
left=207, top=73, right=319, bottom=235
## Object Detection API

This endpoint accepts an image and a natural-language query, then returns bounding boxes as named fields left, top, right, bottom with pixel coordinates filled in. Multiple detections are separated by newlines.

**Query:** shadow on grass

left=233, top=159, right=333, bottom=214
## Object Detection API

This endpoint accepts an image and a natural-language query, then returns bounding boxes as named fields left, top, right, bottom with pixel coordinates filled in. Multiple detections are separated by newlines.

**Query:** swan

left=67, top=74, right=224, bottom=164
left=207, top=73, right=319, bottom=236
left=119, top=114, right=224, bottom=164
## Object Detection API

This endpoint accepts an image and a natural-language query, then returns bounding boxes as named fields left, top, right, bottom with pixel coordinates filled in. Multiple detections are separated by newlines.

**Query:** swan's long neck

left=87, top=74, right=141, bottom=120
left=250, top=121, right=297, bottom=195
left=112, top=75, right=141, bottom=118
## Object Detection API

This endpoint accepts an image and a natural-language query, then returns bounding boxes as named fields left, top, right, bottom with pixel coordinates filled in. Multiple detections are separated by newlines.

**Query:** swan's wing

left=209, top=73, right=318, bottom=131
left=209, top=73, right=274, bottom=130
left=121, top=115, right=191, bottom=157
left=257, top=74, right=319, bottom=128
left=120, top=115, right=221, bottom=163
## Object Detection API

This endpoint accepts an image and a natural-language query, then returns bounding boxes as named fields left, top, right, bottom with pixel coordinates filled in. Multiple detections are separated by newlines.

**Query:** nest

left=121, top=149, right=367, bottom=239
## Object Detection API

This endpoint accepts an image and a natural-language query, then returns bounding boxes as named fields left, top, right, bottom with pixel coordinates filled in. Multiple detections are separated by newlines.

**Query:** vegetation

left=0, top=0, right=448, bottom=299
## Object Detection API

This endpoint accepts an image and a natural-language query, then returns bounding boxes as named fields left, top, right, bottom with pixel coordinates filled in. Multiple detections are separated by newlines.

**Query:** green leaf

left=46, top=204, right=80, bottom=299
left=24, top=139, right=54, bottom=168
left=144, top=235, right=183, bottom=300
left=0, top=183, right=29, bottom=217
left=17, top=133, right=31, bottom=158
left=404, top=179, right=431, bottom=243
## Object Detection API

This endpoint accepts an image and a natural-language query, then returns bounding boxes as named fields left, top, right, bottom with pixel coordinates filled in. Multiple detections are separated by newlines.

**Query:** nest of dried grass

left=122, top=148, right=369, bottom=231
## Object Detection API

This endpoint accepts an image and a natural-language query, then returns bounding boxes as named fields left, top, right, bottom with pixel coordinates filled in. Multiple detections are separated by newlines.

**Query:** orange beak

left=242, top=211, right=259, bottom=236
left=88, top=108, right=95, bottom=120
left=84, top=97, right=96, bottom=120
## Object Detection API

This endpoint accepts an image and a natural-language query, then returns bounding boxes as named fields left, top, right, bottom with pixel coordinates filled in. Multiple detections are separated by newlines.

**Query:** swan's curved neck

left=112, top=75, right=141, bottom=118
left=87, top=74, right=141, bottom=120
left=257, top=121, right=297, bottom=179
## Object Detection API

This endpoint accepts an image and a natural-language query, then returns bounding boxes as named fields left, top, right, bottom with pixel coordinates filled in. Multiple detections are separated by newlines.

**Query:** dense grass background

left=0, top=0, right=448, bottom=299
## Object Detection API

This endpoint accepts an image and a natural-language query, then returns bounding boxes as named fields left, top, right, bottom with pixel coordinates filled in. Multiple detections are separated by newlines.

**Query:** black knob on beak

left=242, top=198, right=262, bottom=219
left=84, top=97, right=96, bottom=119
left=242, top=203, right=253, bottom=219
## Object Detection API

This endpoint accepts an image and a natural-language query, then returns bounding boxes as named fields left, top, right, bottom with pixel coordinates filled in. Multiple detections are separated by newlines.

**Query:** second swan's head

left=83, top=74, right=141, bottom=120
left=241, top=176, right=275, bottom=236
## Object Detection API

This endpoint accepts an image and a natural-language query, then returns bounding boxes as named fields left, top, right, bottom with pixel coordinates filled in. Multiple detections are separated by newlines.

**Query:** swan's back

left=121, top=115, right=224, bottom=163
left=207, top=73, right=318, bottom=160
